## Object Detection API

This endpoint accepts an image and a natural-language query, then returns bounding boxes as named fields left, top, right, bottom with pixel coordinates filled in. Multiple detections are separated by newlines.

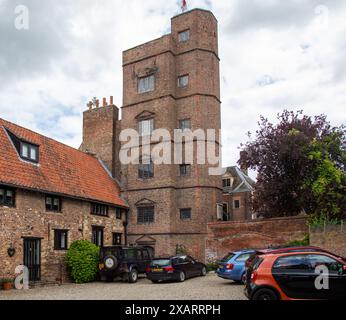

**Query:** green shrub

left=288, top=234, right=310, bottom=247
left=65, top=240, right=100, bottom=284
left=176, top=244, right=188, bottom=255
left=206, top=261, right=219, bottom=272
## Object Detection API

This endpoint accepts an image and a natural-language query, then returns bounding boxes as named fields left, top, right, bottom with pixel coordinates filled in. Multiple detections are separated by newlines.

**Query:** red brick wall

left=120, top=9, right=222, bottom=261
left=310, top=227, right=346, bottom=258
left=206, top=217, right=308, bottom=261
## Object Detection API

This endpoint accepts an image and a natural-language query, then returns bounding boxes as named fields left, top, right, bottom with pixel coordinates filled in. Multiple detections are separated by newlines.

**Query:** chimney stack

left=96, top=99, right=100, bottom=108
left=103, top=97, right=107, bottom=107
left=110, top=96, right=114, bottom=105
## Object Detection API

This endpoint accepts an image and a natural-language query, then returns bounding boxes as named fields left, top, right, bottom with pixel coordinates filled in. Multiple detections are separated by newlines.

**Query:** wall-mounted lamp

left=7, top=243, right=16, bottom=257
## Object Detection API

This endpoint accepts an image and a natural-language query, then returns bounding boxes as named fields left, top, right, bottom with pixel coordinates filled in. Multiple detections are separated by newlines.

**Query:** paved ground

left=0, top=273, right=246, bottom=300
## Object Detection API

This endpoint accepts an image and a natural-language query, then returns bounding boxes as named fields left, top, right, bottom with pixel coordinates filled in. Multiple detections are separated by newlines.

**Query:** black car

left=147, top=255, right=207, bottom=283
left=99, top=246, right=152, bottom=283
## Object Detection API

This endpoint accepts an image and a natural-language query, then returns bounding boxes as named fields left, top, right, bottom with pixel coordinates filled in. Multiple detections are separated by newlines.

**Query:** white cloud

left=0, top=0, right=345, bottom=180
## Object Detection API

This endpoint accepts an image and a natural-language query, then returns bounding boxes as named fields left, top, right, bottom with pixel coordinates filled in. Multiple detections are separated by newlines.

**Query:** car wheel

left=252, top=288, right=278, bottom=301
left=105, top=276, right=114, bottom=283
left=128, top=269, right=138, bottom=283
left=201, top=267, right=207, bottom=277
left=178, top=271, right=186, bottom=282
left=103, top=255, right=118, bottom=271
left=151, top=280, right=159, bottom=284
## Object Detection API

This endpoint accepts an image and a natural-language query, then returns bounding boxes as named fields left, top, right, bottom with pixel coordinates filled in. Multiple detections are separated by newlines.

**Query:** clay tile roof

left=0, top=118, right=127, bottom=208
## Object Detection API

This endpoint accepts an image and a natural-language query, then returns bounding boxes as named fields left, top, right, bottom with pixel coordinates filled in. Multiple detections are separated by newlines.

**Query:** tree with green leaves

left=239, top=110, right=345, bottom=221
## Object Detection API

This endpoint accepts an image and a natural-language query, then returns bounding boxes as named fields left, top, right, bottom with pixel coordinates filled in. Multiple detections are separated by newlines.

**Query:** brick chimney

left=80, top=96, right=121, bottom=180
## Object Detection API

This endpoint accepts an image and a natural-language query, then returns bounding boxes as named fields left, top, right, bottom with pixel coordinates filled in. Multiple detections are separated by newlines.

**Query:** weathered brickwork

left=206, top=217, right=309, bottom=261
left=122, top=9, right=222, bottom=261
left=310, top=227, right=346, bottom=258
left=0, top=189, right=124, bottom=282
left=81, top=104, right=121, bottom=181
left=82, top=9, right=223, bottom=261
left=222, top=192, right=253, bottom=221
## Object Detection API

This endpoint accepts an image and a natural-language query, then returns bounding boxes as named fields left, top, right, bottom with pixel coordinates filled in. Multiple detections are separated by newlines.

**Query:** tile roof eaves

left=0, top=180, right=127, bottom=208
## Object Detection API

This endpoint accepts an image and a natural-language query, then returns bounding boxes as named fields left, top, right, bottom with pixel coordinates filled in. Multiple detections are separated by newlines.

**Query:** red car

left=245, top=250, right=346, bottom=300
left=245, top=246, right=346, bottom=269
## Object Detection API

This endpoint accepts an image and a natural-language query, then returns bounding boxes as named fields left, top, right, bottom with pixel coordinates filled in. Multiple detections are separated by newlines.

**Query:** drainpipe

left=123, top=209, right=129, bottom=246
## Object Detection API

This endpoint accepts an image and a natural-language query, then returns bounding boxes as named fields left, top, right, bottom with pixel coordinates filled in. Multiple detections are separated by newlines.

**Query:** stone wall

left=310, top=225, right=346, bottom=258
left=0, top=188, right=125, bottom=282
left=206, top=217, right=308, bottom=261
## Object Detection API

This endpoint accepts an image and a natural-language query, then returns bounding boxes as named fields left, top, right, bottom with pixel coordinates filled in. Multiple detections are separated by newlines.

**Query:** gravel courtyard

left=0, top=273, right=246, bottom=300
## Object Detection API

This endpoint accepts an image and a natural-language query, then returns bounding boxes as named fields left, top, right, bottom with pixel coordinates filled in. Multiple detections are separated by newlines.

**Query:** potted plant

left=2, top=278, right=14, bottom=290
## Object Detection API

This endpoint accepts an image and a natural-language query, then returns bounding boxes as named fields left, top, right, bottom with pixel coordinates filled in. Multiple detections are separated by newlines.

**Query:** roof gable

left=0, top=118, right=126, bottom=207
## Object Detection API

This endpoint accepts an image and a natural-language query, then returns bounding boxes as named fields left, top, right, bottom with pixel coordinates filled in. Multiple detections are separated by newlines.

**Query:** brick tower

left=121, top=9, right=222, bottom=260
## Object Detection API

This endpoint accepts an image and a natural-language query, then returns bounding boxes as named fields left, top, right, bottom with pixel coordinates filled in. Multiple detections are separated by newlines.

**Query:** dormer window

left=21, top=142, right=39, bottom=163
left=5, top=129, right=39, bottom=164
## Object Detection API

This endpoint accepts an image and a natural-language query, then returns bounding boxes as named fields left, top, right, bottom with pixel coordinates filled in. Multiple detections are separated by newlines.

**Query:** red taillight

left=225, top=263, right=234, bottom=270
left=146, top=266, right=151, bottom=273
left=343, top=265, right=346, bottom=271
left=164, top=266, right=174, bottom=273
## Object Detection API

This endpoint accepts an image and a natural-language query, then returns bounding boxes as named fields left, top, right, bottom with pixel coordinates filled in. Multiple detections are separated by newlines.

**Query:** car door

left=135, top=249, right=146, bottom=273
left=181, top=256, right=194, bottom=278
left=272, top=254, right=313, bottom=299
left=306, top=254, right=346, bottom=300
left=141, top=249, right=152, bottom=273
left=123, top=248, right=137, bottom=270
left=187, top=256, right=200, bottom=276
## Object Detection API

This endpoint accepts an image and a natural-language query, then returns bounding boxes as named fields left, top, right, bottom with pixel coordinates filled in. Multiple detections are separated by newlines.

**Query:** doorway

left=23, top=238, right=41, bottom=281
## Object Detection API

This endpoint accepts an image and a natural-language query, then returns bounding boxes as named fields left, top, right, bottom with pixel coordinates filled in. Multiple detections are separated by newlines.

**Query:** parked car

left=98, top=246, right=153, bottom=283
left=147, top=255, right=207, bottom=283
left=245, top=250, right=346, bottom=300
left=216, top=250, right=255, bottom=283
left=245, top=246, right=346, bottom=279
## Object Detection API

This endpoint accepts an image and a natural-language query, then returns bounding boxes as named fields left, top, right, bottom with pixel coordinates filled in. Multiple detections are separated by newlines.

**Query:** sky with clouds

left=0, top=0, right=345, bottom=175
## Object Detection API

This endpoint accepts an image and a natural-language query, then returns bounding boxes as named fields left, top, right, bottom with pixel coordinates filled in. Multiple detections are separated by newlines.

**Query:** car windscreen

left=150, top=259, right=171, bottom=267
left=220, top=253, right=235, bottom=262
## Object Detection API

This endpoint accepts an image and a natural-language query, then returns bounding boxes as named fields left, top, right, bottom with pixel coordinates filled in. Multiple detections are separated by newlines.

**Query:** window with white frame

left=138, top=157, right=154, bottom=179
left=138, top=74, right=155, bottom=93
left=178, top=75, right=189, bottom=88
left=20, top=141, right=39, bottom=163
left=178, top=30, right=190, bottom=42
left=138, top=118, right=154, bottom=136
left=179, top=119, right=191, bottom=131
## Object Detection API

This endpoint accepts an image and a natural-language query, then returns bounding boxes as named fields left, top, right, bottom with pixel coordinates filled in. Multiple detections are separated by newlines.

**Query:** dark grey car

left=99, top=246, right=153, bottom=283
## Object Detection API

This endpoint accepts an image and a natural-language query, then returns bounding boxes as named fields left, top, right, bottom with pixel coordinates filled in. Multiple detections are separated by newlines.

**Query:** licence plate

left=152, top=268, right=163, bottom=272
left=219, top=265, right=224, bottom=269
left=99, top=263, right=105, bottom=270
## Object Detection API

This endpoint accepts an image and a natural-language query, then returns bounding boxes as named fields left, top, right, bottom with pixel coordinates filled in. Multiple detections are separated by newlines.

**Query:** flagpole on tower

left=181, top=0, right=187, bottom=13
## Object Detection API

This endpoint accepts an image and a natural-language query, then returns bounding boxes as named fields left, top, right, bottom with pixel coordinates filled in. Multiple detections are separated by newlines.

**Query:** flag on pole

left=181, top=0, right=187, bottom=12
